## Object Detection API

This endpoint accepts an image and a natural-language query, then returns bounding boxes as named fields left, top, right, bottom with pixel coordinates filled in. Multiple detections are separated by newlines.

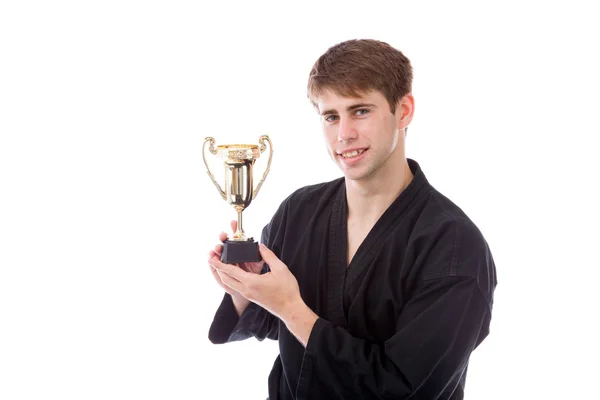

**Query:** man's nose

left=338, top=118, right=358, bottom=142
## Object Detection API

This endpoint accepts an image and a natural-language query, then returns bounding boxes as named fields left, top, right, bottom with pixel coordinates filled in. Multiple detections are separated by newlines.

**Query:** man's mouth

left=340, top=149, right=366, bottom=159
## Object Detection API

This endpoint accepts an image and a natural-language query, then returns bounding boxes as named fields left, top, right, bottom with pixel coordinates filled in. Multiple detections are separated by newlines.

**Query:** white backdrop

left=1, top=1, right=598, bottom=399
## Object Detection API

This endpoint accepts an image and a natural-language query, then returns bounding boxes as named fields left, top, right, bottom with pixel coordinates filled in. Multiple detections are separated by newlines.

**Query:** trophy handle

left=203, top=137, right=226, bottom=200
left=253, top=135, right=273, bottom=200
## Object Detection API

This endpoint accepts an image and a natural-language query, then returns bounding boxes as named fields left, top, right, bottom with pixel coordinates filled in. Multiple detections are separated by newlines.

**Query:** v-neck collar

left=326, top=159, right=431, bottom=326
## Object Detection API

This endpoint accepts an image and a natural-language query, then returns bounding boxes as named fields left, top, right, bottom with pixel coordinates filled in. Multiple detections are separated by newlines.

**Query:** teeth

left=342, top=149, right=364, bottom=158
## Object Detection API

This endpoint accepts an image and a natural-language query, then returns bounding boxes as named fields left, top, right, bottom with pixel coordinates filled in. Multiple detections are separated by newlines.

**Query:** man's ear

left=396, top=93, right=415, bottom=131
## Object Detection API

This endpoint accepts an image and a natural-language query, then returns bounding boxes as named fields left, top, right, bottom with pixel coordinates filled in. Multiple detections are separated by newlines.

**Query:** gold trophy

left=203, top=135, right=273, bottom=264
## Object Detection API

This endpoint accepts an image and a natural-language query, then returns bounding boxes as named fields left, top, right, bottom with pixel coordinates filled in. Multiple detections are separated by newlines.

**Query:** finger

left=209, top=265, right=235, bottom=295
left=208, top=263, right=223, bottom=283
left=210, top=257, right=250, bottom=281
left=214, top=244, right=223, bottom=256
left=216, top=269, right=245, bottom=294
left=218, top=231, right=228, bottom=243
left=209, top=264, right=224, bottom=283
left=258, top=244, right=283, bottom=270
left=230, top=220, right=237, bottom=234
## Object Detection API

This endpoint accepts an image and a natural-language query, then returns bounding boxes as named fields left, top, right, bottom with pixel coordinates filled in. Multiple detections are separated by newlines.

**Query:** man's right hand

left=208, top=220, right=265, bottom=316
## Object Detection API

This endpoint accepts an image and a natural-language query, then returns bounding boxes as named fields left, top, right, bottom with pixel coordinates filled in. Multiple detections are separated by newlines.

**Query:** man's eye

left=355, top=109, right=369, bottom=116
left=325, top=115, right=338, bottom=122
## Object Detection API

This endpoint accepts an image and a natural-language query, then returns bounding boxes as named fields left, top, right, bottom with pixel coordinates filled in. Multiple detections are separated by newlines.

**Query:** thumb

left=259, top=243, right=282, bottom=270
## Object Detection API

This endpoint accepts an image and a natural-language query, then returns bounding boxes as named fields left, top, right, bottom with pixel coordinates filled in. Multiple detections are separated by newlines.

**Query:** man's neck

left=345, top=155, right=414, bottom=224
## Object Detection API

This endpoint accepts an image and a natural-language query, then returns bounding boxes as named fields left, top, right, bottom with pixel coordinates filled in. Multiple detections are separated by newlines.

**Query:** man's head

left=307, top=39, right=415, bottom=182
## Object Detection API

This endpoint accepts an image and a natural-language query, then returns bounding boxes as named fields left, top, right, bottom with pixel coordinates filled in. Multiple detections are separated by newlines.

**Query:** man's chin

left=340, top=167, right=369, bottom=182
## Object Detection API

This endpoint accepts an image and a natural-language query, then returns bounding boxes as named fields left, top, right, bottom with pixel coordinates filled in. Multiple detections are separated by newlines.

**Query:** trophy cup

left=202, top=135, right=273, bottom=264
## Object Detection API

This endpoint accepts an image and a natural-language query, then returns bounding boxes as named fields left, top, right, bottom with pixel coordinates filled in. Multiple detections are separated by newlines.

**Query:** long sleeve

left=208, top=291, right=280, bottom=344
left=295, top=276, right=491, bottom=399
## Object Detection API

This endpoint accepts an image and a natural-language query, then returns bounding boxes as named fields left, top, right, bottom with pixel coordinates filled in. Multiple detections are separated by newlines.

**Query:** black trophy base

left=221, top=239, right=262, bottom=264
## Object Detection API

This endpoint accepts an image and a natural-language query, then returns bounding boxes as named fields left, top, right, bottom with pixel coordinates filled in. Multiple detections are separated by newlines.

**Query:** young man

left=207, top=39, right=497, bottom=400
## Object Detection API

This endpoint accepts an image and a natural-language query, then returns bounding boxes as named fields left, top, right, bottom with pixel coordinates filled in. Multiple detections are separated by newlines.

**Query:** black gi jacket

left=209, top=159, right=497, bottom=399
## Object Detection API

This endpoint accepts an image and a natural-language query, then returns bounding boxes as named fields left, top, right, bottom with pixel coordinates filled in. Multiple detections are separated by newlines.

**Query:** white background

left=1, top=1, right=598, bottom=399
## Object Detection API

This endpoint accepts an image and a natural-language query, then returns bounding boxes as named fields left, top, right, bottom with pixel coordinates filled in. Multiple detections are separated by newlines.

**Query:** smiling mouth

left=340, top=149, right=366, bottom=159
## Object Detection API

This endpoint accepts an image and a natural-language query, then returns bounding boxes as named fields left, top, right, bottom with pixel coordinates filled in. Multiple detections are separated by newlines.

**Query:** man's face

left=316, top=89, right=409, bottom=182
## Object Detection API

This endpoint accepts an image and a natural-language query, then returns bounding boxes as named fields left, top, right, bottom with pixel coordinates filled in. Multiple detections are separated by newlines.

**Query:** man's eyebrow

left=320, top=103, right=377, bottom=116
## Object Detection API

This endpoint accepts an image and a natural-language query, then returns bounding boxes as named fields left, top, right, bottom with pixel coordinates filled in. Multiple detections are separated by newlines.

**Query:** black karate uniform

left=209, top=159, right=497, bottom=400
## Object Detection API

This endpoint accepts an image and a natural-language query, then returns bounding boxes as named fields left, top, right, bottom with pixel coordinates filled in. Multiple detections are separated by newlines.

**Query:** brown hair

left=307, top=39, right=413, bottom=114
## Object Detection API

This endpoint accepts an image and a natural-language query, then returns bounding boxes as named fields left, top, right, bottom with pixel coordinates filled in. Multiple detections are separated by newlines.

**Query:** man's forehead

left=316, top=89, right=380, bottom=111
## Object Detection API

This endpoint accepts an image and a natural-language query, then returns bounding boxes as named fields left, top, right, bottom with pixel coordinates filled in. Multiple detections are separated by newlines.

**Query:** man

left=207, top=39, right=497, bottom=399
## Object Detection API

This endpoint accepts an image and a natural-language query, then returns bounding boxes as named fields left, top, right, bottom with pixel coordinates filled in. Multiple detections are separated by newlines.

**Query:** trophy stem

left=234, top=206, right=246, bottom=240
